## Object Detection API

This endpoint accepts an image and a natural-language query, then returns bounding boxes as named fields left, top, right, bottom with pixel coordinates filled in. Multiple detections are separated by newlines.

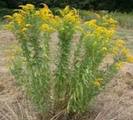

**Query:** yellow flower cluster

left=85, top=19, right=97, bottom=28
left=112, top=39, right=129, bottom=57
left=95, top=26, right=114, bottom=38
left=60, top=6, right=80, bottom=25
left=5, top=4, right=132, bottom=66
left=36, top=4, right=53, bottom=20
left=112, top=38, right=133, bottom=67
left=5, top=4, right=81, bottom=33
left=19, top=4, right=35, bottom=12
left=115, top=39, right=125, bottom=48
left=5, top=4, right=36, bottom=28
left=5, top=13, right=24, bottom=26
left=40, top=23, right=54, bottom=32
left=127, top=55, right=133, bottom=63
left=84, top=18, right=115, bottom=39
left=102, top=15, right=117, bottom=29
left=5, top=4, right=54, bottom=33
left=83, top=16, right=133, bottom=70
left=115, top=61, right=124, bottom=69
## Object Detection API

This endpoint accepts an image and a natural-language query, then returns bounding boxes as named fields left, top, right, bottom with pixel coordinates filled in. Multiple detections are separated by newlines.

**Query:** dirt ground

left=0, top=29, right=133, bottom=120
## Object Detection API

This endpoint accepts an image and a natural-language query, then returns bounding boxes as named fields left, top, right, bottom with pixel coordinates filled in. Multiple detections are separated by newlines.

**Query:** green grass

left=110, top=12, right=133, bottom=29
left=79, top=10, right=108, bottom=21
left=79, top=10, right=98, bottom=21
left=79, top=10, right=133, bottom=29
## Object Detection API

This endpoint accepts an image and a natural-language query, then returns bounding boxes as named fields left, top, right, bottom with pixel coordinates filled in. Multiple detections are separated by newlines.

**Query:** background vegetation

left=0, top=0, right=133, bottom=12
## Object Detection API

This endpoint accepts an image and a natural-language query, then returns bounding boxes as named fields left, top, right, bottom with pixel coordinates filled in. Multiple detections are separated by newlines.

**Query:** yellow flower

left=60, top=6, right=69, bottom=16
left=13, top=13, right=24, bottom=25
left=89, top=19, right=97, bottom=24
left=19, top=4, right=35, bottom=12
left=40, top=24, right=54, bottom=32
left=37, top=4, right=53, bottom=21
left=18, top=9, right=26, bottom=15
left=95, top=26, right=106, bottom=33
left=61, top=6, right=80, bottom=25
left=107, top=18, right=117, bottom=25
left=4, top=15, right=13, bottom=20
left=21, top=27, right=27, bottom=32
left=115, top=39, right=125, bottom=48
left=4, top=22, right=14, bottom=30
left=85, top=19, right=97, bottom=28
left=95, top=26, right=113, bottom=38
left=112, top=40, right=127, bottom=56
left=40, top=24, right=49, bottom=30
left=112, top=47, right=119, bottom=55
left=102, top=47, right=107, bottom=52
left=64, top=12, right=78, bottom=23
left=127, top=55, right=133, bottom=63
left=102, top=15, right=117, bottom=29
left=107, top=29, right=115, bottom=37
left=121, top=48, right=129, bottom=56
left=25, top=24, right=32, bottom=28
left=94, top=78, right=103, bottom=87
left=94, top=81, right=100, bottom=87
left=115, top=61, right=123, bottom=69
left=50, top=16, right=61, bottom=29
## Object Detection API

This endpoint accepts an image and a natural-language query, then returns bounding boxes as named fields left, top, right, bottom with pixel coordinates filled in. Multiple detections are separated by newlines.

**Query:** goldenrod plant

left=5, top=4, right=133, bottom=118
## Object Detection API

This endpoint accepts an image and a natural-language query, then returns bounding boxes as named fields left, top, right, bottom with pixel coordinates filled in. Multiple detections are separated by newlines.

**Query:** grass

left=110, top=12, right=133, bottom=29
left=79, top=10, right=133, bottom=29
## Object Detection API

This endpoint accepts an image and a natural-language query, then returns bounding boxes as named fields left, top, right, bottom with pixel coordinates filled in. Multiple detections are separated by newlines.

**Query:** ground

left=0, top=28, right=133, bottom=120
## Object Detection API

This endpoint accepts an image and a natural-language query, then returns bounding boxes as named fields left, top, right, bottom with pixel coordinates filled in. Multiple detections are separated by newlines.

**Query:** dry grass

left=0, top=99, right=37, bottom=120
